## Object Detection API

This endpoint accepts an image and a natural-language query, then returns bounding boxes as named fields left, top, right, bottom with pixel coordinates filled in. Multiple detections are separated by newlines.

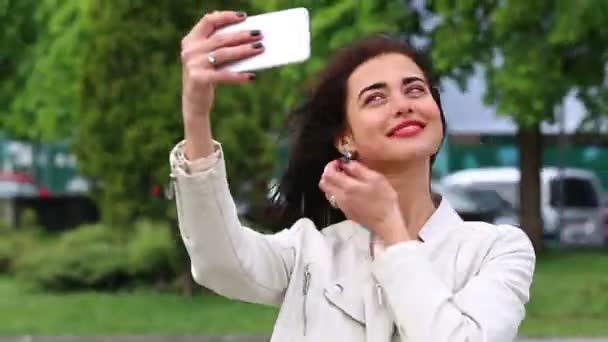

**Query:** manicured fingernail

left=250, top=30, right=261, bottom=37
left=251, top=42, right=263, bottom=49
left=248, top=73, right=256, bottom=81
left=236, top=12, right=246, bottom=18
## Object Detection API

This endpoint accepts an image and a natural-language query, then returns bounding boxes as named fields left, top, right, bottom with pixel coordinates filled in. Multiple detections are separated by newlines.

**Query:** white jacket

left=169, top=142, right=536, bottom=342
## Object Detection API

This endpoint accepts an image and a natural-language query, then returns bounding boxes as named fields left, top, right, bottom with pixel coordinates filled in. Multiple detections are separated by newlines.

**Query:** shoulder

left=278, top=217, right=354, bottom=243
left=283, top=218, right=359, bottom=239
left=274, top=218, right=362, bottom=258
left=454, top=221, right=532, bottom=245
left=453, top=221, right=536, bottom=264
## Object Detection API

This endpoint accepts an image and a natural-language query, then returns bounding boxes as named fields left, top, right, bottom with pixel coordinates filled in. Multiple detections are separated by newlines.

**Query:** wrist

left=382, top=227, right=411, bottom=246
left=183, top=110, right=210, bottom=125
left=375, top=211, right=412, bottom=246
left=183, top=116, right=214, bottom=160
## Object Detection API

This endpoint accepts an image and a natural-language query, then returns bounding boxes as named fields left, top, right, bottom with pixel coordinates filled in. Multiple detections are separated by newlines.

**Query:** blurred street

left=1, top=337, right=608, bottom=342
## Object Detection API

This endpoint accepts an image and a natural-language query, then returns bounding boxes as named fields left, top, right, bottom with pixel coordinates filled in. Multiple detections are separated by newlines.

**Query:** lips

left=387, top=120, right=426, bottom=137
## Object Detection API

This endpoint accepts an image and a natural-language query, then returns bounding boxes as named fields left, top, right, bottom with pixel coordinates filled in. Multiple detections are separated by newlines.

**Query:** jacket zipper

left=166, top=174, right=176, bottom=200
left=370, top=234, right=384, bottom=307
left=168, top=173, right=184, bottom=223
left=302, top=263, right=311, bottom=336
left=376, top=283, right=384, bottom=307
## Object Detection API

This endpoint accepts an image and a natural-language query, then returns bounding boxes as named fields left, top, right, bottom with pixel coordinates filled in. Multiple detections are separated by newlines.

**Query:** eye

left=407, top=85, right=426, bottom=94
left=406, top=85, right=426, bottom=95
left=364, top=93, right=385, bottom=105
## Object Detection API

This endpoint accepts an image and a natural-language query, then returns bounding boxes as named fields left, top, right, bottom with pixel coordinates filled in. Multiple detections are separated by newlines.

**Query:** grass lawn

left=520, top=249, right=608, bottom=337
left=0, top=280, right=277, bottom=335
left=1, top=249, right=607, bottom=336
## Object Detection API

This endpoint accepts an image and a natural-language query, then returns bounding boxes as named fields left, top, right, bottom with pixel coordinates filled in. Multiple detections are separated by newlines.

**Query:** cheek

left=352, top=112, right=389, bottom=149
left=419, top=100, right=443, bottom=134
left=348, top=107, right=385, bottom=137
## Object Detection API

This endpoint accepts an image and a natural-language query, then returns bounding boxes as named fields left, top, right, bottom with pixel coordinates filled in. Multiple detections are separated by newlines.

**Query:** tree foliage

left=7, top=0, right=605, bottom=252
left=0, top=0, right=87, bottom=141
left=428, top=0, right=608, bottom=251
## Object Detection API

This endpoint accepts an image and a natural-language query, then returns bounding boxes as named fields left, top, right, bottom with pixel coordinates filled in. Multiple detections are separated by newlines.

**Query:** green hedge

left=127, top=219, right=181, bottom=285
left=0, top=230, right=44, bottom=274
left=12, top=220, right=181, bottom=291
left=0, top=209, right=46, bottom=274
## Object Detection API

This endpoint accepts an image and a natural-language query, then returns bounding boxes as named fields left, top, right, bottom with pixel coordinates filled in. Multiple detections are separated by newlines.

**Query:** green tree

left=75, top=0, right=423, bottom=226
left=429, top=0, right=608, bottom=252
left=0, top=0, right=87, bottom=142
left=0, top=0, right=40, bottom=136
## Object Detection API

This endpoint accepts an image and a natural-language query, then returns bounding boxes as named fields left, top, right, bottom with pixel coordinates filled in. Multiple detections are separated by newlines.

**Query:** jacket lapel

left=363, top=284, right=395, bottom=342
left=323, top=260, right=368, bottom=325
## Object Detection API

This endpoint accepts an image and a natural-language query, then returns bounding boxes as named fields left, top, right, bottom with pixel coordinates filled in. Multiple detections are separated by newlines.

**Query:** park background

left=1, top=0, right=608, bottom=339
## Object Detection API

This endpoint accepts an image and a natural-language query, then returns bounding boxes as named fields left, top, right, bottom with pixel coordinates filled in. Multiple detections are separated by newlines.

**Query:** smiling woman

left=169, top=10, right=535, bottom=342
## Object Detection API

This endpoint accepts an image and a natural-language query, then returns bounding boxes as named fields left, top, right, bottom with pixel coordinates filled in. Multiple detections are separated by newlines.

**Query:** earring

left=340, top=146, right=356, bottom=163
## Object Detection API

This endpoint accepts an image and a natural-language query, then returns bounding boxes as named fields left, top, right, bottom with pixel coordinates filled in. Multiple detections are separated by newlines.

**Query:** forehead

left=347, top=53, right=425, bottom=91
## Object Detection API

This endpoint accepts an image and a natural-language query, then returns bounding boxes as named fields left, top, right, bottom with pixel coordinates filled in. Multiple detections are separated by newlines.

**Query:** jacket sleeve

left=371, top=225, right=535, bottom=342
left=169, top=141, right=299, bottom=307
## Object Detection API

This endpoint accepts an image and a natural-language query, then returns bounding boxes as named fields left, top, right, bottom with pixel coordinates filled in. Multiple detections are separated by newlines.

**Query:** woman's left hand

left=319, top=159, right=412, bottom=245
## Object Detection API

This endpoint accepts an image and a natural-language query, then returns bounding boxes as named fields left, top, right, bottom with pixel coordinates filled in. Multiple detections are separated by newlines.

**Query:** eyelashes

left=363, top=86, right=427, bottom=105
left=364, top=93, right=385, bottom=105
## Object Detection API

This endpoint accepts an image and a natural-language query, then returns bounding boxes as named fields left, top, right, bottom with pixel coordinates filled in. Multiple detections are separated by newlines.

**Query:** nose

left=392, top=93, right=414, bottom=117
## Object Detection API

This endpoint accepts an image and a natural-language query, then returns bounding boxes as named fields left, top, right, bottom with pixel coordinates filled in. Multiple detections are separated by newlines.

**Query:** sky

left=441, top=69, right=606, bottom=135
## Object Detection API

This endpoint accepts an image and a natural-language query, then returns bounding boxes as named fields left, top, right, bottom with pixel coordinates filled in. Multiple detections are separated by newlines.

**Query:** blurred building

left=0, top=135, right=89, bottom=195
left=436, top=73, right=608, bottom=189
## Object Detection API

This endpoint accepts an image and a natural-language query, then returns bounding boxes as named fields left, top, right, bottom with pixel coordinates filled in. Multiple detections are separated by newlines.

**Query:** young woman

left=170, top=10, right=536, bottom=342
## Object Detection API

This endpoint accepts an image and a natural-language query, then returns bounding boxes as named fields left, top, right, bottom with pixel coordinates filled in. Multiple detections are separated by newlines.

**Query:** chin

left=369, top=148, right=435, bottom=165
left=360, top=139, right=440, bottom=164
left=389, top=141, right=439, bottom=161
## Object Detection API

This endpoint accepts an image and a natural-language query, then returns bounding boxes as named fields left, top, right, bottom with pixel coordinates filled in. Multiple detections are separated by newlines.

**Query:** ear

left=334, top=134, right=355, bottom=154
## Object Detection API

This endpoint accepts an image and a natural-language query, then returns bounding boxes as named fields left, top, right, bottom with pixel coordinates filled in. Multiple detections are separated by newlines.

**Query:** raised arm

left=173, top=11, right=299, bottom=307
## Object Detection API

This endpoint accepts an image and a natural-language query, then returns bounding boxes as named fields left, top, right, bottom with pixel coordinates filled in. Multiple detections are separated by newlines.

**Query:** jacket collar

left=418, top=194, right=463, bottom=242
left=320, top=196, right=462, bottom=334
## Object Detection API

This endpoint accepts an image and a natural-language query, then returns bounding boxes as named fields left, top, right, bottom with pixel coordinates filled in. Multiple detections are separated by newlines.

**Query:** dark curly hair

left=270, top=34, right=446, bottom=230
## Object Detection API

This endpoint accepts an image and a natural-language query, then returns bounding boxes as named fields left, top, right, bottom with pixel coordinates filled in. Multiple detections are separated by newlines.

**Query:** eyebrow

left=357, top=76, right=427, bottom=100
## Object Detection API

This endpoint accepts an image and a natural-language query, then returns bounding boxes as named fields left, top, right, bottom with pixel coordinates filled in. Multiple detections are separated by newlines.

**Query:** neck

left=378, top=159, right=437, bottom=239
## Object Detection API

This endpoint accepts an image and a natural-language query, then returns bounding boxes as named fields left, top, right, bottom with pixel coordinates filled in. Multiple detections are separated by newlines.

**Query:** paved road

left=1, top=337, right=607, bottom=342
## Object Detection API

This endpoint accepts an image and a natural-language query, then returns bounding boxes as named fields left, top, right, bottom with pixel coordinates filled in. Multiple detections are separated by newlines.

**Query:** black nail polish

left=251, top=42, right=263, bottom=49
left=248, top=73, right=256, bottom=81
left=250, top=30, right=261, bottom=37
left=236, top=11, right=246, bottom=18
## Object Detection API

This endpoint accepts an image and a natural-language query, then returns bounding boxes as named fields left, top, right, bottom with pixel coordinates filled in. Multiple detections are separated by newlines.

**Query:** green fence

left=445, top=139, right=608, bottom=190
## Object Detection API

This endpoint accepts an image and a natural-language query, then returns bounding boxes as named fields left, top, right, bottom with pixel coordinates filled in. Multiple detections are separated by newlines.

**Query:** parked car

left=441, top=167, right=605, bottom=247
left=432, top=182, right=519, bottom=225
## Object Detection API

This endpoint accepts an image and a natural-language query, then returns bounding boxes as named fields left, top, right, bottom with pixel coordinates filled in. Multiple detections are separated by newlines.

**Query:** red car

left=0, top=172, right=49, bottom=198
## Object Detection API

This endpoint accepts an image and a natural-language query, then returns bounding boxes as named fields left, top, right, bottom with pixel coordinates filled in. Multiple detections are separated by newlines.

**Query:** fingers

left=183, top=41, right=264, bottom=68
left=340, top=160, right=378, bottom=182
left=208, top=29, right=262, bottom=51
left=187, top=69, right=254, bottom=85
left=209, top=70, right=255, bottom=84
left=181, top=10, right=265, bottom=88
left=192, top=11, right=246, bottom=39
left=208, top=41, right=265, bottom=68
left=181, top=29, right=262, bottom=61
left=319, top=161, right=362, bottom=198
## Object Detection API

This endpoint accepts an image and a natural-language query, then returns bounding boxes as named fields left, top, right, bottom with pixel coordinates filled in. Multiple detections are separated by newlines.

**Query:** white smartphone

left=216, top=8, right=311, bottom=72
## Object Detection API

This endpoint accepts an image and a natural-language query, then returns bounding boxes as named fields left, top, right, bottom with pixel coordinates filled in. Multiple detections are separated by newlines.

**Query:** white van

left=441, top=167, right=605, bottom=247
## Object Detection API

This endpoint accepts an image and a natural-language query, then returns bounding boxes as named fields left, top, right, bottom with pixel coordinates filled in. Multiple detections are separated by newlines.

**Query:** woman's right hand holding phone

left=180, top=10, right=264, bottom=159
